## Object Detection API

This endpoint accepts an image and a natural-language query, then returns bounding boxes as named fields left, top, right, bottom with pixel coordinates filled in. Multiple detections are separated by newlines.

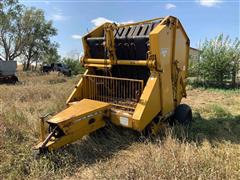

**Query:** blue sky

left=21, top=0, right=239, bottom=57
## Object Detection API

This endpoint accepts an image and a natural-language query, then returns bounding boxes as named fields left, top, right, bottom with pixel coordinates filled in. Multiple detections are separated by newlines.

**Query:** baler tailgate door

left=35, top=99, right=111, bottom=152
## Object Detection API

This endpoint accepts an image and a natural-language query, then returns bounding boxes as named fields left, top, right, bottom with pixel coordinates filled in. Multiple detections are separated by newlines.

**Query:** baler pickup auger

left=34, top=16, right=192, bottom=153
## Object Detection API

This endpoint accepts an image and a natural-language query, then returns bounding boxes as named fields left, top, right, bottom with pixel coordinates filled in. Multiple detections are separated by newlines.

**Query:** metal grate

left=82, top=75, right=144, bottom=111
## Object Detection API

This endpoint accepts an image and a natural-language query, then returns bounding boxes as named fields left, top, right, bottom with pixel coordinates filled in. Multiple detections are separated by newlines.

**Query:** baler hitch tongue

left=35, top=99, right=111, bottom=152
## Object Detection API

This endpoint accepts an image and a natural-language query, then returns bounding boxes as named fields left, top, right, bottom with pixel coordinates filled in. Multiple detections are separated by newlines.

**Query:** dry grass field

left=0, top=72, right=240, bottom=179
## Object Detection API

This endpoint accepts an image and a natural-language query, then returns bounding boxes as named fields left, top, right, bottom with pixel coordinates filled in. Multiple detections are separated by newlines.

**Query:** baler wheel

left=11, top=75, right=18, bottom=84
left=173, top=104, right=192, bottom=126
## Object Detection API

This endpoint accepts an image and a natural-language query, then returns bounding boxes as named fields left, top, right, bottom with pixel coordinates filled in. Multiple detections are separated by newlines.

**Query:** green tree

left=61, top=50, right=84, bottom=75
left=62, top=57, right=84, bottom=75
left=21, top=7, right=57, bottom=70
left=229, top=38, right=240, bottom=87
left=0, top=0, right=25, bottom=61
left=42, top=44, right=60, bottom=65
left=197, top=34, right=240, bottom=87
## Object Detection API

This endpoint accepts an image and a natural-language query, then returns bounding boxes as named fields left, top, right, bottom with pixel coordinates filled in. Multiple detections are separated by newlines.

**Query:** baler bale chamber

left=35, top=16, right=192, bottom=152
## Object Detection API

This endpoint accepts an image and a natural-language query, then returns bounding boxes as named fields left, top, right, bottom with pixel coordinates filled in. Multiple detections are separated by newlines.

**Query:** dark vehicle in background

left=0, top=58, right=18, bottom=84
left=42, top=63, right=71, bottom=76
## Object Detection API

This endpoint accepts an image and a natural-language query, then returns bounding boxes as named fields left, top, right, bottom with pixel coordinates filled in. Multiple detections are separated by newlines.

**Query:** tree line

left=0, top=0, right=62, bottom=71
left=189, top=34, right=240, bottom=88
left=0, top=0, right=84, bottom=75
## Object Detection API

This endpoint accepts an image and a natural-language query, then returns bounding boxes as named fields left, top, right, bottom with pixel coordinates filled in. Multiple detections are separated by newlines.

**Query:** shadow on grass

left=41, top=109, right=240, bottom=177
left=172, top=112, right=240, bottom=144
left=42, top=124, right=140, bottom=176
left=3, top=113, right=239, bottom=179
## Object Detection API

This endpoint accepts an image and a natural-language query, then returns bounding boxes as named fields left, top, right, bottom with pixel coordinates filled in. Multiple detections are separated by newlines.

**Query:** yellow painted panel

left=66, top=69, right=89, bottom=104
left=132, top=72, right=161, bottom=131
left=174, top=26, right=189, bottom=104
left=174, top=28, right=188, bottom=79
left=149, top=25, right=174, bottom=115
left=42, top=117, right=106, bottom=151
left=48, top=99, right=111, bottom=124
left=110, top=110, right=133, bottom=128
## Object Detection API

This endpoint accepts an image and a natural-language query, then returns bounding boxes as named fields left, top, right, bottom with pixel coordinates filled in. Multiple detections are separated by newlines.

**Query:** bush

left=62, top=57, right=85, bottom=75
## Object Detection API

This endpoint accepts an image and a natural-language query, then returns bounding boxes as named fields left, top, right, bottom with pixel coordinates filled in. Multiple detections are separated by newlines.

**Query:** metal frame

left=81, top=17, right=166, bottom=69
left=82, top=75, right=144, bottom=111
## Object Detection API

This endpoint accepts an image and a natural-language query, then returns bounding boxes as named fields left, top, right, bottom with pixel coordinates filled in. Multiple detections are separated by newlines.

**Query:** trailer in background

left=0, top=59, right=18, bottom=84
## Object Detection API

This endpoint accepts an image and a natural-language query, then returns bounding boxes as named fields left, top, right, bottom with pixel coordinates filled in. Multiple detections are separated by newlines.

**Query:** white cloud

left=197, top=0, right=222, bottom=7
left=91, top=17, right=135, bottom=27
left=44, top=1, right=50, bottom=4
left=165, top=3, right=176, bottom=10
left=91, top=17, right=112, bottom=27
left=51, top=7, right=69, bottom=21
left=71, top=34, right=82, bottom=40
left=52, top=14, right=67, bottom=21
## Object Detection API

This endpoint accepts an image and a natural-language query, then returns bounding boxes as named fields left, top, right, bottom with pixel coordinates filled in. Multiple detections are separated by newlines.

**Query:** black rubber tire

left=11, top=76, right=18, bottom=84
left=173, top=104, right=192, bottom=126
